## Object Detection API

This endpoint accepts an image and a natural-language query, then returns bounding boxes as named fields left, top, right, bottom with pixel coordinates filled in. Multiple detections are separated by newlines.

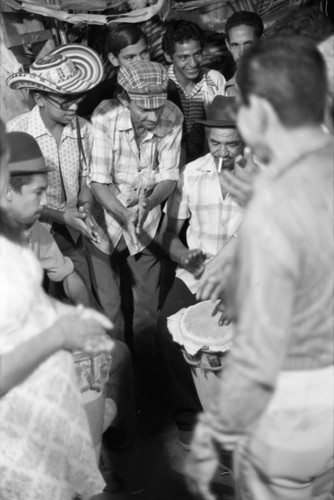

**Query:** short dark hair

left=105, top=23, right=148, bottom=56
left=225, top=11, right=264, bottom=42
left=10, top=175, right=34, bottom=193
left=266, top=6, right=334, bottom=43
left=162, top=20, right=205, bottom=57
left=236, top=36, right=327, bottom=127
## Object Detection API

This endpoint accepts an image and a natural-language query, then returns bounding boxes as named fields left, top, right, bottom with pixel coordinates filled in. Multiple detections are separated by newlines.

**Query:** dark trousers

left=157, top=277, right=202, bottom=431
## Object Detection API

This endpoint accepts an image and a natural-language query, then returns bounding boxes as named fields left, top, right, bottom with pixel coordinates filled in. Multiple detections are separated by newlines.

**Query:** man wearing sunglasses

left=6, top=45, right=123, bottom=335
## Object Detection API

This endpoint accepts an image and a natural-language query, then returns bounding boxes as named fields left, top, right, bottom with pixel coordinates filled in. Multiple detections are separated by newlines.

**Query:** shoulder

left=205, top=68, right=226, bottom=87
left=7, top=111, right=31, bottom=131
left=184, top=153, right=212, bottom=175
left=163, top=100, right=184, bottom=126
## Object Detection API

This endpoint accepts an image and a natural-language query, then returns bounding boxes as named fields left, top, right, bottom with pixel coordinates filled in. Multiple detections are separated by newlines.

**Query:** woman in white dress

left=0, top=119, right=114, bottom=500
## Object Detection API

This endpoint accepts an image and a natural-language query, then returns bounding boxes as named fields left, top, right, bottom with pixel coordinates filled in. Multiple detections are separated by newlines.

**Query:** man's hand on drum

left=57, top=306, right=115, bottom=354
left=212, top=299, right=232, bottom=327
left=180, top=248, right=206, bottom=277
left=196, top=243, right=234, bottom=302
left=184, top=420, right=219, bottom=500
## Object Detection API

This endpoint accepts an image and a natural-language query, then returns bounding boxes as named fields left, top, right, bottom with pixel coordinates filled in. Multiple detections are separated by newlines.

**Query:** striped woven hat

left=118, top=61, right=168, bottom=109
left=7, top=44, right=104, bottom=95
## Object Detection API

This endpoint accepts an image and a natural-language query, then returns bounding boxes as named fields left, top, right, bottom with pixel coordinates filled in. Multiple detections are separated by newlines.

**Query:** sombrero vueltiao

left=7, top=44, right=104, bottom=95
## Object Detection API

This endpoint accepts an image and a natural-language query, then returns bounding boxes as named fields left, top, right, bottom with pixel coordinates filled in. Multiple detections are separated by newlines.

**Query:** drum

left=168, top=300, right=234, bottom=411
left=74, top=351, right=115, bottom=460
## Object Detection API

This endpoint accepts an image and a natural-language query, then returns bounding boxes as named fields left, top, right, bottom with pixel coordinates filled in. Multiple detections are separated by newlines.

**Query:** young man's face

left=129, top=102, right=165, bottom=132
left=226, top=25, right=257, bottom=66
left=9, top=174, right=48, bottom=227
left=108, top=38, right=150, bottom=67
left=165, top=39, right=203, bottom=85
left=207, top=127, right=243, bottom=171
left=36, top=93, right=85, bottom=125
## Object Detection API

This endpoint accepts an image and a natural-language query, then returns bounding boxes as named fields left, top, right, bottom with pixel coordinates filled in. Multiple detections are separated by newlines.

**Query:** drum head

left=180, top=300, right=234, bottom=354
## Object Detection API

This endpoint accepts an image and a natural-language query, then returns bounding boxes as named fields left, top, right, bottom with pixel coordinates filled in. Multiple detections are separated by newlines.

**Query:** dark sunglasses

left=45, top=93, right=85, bottom=111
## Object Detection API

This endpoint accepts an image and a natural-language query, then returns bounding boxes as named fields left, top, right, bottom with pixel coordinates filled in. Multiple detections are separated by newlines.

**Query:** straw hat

left=7, top=44, right=104, bottom=95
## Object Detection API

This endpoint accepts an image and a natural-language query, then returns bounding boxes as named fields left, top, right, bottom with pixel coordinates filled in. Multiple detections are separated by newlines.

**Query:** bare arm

left=137, top=179, right=177, bottom=231
left=162, top=216, right=206, bottom=275
left=63, top=270, right=91, bottom=307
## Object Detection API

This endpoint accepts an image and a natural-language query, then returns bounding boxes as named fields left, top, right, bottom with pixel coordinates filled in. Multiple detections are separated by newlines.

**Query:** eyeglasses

left=45, top=93, right=85, bottom=111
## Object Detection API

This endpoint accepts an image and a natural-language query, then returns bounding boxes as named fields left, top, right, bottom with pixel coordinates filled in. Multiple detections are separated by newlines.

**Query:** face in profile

left=129, top=101, right=165, bottom=132
left=9, top=174, right=48, bottom=227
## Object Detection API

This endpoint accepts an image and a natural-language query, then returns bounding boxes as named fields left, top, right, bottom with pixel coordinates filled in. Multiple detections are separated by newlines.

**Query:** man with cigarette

left=157, top=95, right=244, bottom=447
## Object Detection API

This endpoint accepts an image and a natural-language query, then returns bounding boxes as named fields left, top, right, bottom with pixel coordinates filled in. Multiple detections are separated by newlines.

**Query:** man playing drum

left=157, top=95, right=244, bottom=449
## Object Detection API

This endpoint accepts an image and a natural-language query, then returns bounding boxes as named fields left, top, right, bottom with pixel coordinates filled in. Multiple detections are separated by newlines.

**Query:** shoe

left=178, top=430, right=193, bottom=451
left=103, top=427, right=132, bottom=450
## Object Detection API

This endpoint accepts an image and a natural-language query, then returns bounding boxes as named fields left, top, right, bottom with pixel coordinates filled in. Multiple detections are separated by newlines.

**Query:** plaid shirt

left=167, top=153, right=244, bottom=292
left=7, top=105, right=92, bottom=241
left=89, top=98, right=183, bottom=255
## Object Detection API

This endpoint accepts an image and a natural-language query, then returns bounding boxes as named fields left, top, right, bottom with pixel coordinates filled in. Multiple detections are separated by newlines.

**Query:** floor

left=95, top=350, right=235, bottom=500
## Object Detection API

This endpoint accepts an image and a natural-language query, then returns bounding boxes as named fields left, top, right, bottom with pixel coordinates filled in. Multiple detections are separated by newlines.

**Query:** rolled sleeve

left=166, top=170, right=190, bottom=220
left=29, top=222, right=74, bottom=282
left=89, top=112, right=114, bottom=186
left=156, top=121, right=183, bottom=183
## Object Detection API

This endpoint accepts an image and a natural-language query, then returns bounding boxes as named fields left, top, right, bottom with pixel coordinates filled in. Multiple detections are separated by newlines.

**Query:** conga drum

left=168, top=300, right=234, bottom=412
left=74, top=351, right=114, bottom=460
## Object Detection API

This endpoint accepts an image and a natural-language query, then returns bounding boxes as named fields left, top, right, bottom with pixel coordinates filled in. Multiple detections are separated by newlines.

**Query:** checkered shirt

left=89, top=98, right=183, bottom=255
left=7, top=105, right=92, bottom=241
left=167, top=152, right=244, bottom=257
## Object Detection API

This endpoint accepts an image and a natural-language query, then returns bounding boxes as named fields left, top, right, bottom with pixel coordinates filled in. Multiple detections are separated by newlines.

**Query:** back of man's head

left=162, top=20, right=205, bottom=57
left=225, top=11, right=264, bottom=42
left=236, top=36, right=327, bottom=128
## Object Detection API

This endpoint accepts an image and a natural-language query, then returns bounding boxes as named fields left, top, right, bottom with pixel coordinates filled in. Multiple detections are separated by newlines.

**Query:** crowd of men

left=1, top=6, right=334, bottom=500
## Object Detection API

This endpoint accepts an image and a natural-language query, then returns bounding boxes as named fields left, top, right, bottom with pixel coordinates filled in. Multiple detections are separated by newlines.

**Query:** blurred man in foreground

left=185, top=36, right=334, bottom=500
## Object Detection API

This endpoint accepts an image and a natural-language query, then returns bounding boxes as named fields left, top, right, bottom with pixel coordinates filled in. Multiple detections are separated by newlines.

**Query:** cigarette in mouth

left=217, top=158, right=222, bottom=173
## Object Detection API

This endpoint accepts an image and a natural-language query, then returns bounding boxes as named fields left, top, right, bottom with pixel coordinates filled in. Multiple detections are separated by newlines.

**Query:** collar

left=167, top=65, right=206, bottom=93
left=27, top=105, right=78, bottom=140
left=225, top=74, right=236, bottom=89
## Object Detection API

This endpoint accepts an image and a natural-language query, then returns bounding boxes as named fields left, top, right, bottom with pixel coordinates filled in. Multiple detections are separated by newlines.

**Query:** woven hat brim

left=7, top=44, right=104, bottom=95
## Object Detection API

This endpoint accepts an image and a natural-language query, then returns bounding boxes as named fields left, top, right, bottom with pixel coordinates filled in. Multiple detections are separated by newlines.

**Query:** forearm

left=78, top=178, right=94, bottom=208
left=63, top=271, right=91, bottom=307
left=90, top=182, right=130, bottom=226
left=162, top=228, right=188, bottom=264
left=41, top=206, right=66, bottom=225
left=0, top=325, right=64, bottom=397
left=148, top=180, right=176, bottom=209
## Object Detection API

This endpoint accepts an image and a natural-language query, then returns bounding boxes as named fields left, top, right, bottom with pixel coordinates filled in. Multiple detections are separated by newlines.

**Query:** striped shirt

left=167, top=152, right=244, bottom=292
left=167, top=66, right=226, bottom=162
left=89, top=98, right=183, bottom=255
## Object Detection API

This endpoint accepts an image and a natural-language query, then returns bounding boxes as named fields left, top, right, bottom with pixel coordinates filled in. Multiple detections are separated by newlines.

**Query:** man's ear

left=34, top=92, right=45, bottom=108
left=107, top=52, right=119, bottom=67
left=4, top=184, right=13, bottom=203
left=225, top=38, right=231, bottom=53
left=164, top=52, right=173, bottom=64
left=248, top=94, right=271, bottom=134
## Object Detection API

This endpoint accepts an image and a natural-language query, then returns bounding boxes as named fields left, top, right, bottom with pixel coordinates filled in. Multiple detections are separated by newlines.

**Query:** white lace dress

left=0, top=236, right=105, bottom=500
